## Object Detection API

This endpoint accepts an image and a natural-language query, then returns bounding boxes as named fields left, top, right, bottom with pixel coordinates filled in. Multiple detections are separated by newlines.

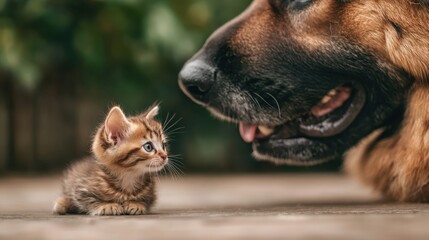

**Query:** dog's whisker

left=254, top=92, right=276, bottom=110
left=246, top=91, right=262, bottom=110
left=266, top=92, right=282, bottom=118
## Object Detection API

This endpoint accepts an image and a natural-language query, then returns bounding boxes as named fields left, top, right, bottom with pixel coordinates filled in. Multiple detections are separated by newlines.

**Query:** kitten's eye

left=282, top=0, right=313, bottom=11
left=162, top=142, right=167, bottom=150
left=143, top=142, right=154, bottom=152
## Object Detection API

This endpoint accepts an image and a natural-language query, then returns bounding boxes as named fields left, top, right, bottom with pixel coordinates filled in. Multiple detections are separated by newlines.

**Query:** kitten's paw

left=123, top=202, right=147, bottom=215
left=90, top=203, right=124, bottom=216
left=53, top=197, right=71, bottom=215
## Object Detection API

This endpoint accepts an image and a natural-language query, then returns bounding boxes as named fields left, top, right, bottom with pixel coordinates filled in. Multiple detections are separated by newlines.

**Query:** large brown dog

left=179, top=0, right=429, bottom=202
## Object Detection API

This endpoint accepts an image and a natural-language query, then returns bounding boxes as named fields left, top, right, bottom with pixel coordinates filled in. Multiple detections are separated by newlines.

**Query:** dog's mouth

left=239, top=83, right=366, bottom=143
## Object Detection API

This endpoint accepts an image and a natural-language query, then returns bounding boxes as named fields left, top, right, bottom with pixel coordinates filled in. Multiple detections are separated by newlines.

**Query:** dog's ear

left=383, top=1, right=429, bottom=81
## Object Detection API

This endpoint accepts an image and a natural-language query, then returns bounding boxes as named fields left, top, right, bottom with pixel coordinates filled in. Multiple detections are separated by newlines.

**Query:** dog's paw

left=90, top=203, right=124, bottom=216
left=123, top=202, right=147, bottom=215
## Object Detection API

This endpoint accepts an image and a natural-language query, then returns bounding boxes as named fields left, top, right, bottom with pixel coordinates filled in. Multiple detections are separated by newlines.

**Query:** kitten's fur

left=53, top=105, right=168, bottom=216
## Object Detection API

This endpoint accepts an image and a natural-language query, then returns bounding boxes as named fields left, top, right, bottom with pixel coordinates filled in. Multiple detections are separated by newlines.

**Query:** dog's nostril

left=178, top=60, right=215, bottom=103
left=186, top=85, right=206, bottom=98
left=196, top=80, right=212, bottom=93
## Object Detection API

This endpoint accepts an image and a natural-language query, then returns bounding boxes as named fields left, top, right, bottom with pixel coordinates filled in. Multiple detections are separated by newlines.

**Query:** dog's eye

left=282, top=0, right=314, bottom=11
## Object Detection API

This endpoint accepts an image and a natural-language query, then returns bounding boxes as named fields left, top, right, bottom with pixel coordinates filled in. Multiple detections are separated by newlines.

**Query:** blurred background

left=0, top=0, right=341, bottom=174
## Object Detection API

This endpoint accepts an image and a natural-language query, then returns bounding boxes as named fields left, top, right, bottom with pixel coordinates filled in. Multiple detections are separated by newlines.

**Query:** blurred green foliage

left=0, top=0, right=341, bottom=172
left=0, top=0, right=250, bottom=92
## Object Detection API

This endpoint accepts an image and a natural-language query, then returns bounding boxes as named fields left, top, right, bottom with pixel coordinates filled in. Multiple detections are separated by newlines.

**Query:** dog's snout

left=179, top=60, right=215, bottom=103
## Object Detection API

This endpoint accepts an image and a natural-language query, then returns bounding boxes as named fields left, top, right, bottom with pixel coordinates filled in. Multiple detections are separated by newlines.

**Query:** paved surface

left=1, top=174, right=429, bottom=240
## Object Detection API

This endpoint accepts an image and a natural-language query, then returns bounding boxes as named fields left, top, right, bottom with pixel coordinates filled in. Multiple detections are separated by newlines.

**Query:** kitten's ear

left=145, top=105, right=159, bottom=119
left=104, top=106, right=130, bottom=145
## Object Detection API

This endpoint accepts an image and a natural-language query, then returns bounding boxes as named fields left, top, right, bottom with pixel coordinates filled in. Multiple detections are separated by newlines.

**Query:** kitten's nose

left=178, top=60, right=216, bottom=104
left=159, top=154, right=167, bottom=161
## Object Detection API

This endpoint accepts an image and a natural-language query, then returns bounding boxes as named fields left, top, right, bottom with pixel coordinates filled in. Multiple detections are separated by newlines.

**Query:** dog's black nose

left=178, top=60, right=215, bottom=103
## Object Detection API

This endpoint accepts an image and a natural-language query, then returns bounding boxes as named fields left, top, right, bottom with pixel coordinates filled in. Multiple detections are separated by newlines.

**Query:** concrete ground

left=1, top=174, right=429, bottom=240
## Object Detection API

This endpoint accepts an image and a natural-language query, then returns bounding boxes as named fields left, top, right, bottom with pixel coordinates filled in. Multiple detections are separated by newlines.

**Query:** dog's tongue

left=239, top=123, right=258, bottom=143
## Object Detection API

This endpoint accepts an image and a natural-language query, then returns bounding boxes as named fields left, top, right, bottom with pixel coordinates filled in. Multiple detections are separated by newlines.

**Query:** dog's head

left=179, top=0, right=427, bottom=165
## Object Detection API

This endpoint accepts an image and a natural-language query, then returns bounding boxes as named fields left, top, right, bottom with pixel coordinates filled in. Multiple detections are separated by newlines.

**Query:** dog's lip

left=299, top=83, right=366, bottom=137
left=238, top=83, right=366, bottom=143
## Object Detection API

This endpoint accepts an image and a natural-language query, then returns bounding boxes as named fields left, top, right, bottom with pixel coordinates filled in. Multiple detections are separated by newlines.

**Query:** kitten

left=53, top=105, right=168, bottom=216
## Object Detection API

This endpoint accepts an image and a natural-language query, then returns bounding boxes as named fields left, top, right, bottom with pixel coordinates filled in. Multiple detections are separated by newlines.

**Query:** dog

left=178, top=0, right=429, bottom=202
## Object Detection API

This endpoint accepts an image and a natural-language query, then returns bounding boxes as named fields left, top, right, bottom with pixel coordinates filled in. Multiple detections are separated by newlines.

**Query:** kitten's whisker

left=166, top=165, right=178, bottom=182
left=163, top=112, right=170, bottom=127
left=165, top=126, right=186, bottom=134
left=148, top=160, right=156, bottom=179
left=166, top=132, right=185, bottom=137
left=167, top=166, right=177, bottom=181
left=165, top=128, right=186, bottom=137
left=164, top=113, right=175, bottom=128
left=169, top=160, right=184, bottom=168
left=150, top=160, right=161, bottom=179
left=168, top=153, right=183, bottom=157
left=166, top=158, right=184, bottom=182
left=169, top=158, right=185, bottom=167
left=165, top=135, right=175, bottom=141
left=163, top=113, right=177, bottom=131
left=170, top=159, right=184, bottom=169
left=164, top=117, right=183, bottom=133
left=168, top=159, right=184, bottom=174
left=169, top=164, right=184, bottom=176
left=172, top=165, right=183, bottom=181
left=160, top=163, right=167, bottom=177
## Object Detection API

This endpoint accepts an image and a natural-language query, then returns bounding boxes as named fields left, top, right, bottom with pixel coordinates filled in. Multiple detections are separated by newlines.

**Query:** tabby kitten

left=53, top=105, right=168, bottom=216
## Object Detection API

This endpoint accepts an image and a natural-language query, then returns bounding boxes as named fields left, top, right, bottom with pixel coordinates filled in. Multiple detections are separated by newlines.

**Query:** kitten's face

left=92, top=105, right=168, bottom=174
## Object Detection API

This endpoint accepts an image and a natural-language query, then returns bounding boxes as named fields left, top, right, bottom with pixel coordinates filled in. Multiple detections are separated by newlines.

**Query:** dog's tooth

left=328, top=89, right=338, bottom=97
left=321, top=95, right=332, bottom=104
left=258, top=126, right=274, bottom=136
